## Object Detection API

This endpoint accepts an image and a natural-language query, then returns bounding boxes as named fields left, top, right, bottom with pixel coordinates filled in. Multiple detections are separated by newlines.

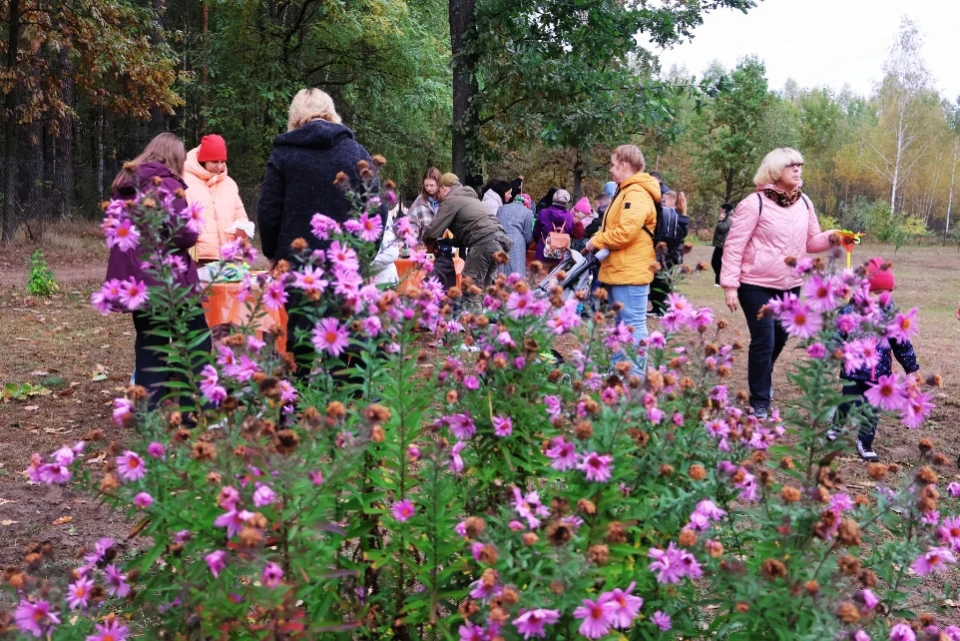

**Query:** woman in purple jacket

left=534, top=188, right=574, bottom=267
left=107, top=133, right=210, bottom=413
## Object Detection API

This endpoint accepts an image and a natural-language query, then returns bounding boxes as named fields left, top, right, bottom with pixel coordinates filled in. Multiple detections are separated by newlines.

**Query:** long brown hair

left=421, top=167, right=442, bottom=203
left=111, top=132, right=186, bottom=193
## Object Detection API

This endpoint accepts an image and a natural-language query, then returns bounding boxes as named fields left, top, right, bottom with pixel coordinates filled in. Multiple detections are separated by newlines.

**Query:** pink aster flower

left=263, top=280, right=288, bottom=312
left=512, top=609, right=560, bottom=639
left=262, top=562, right=284, bottom=589
left=647, top=542, right=685, bottom=584
left=115, top=451, right=146, bottom=481
left=889, top=622, right=917, bottom=641
left=312, top=317, right=350, bottom=357
left=463, top=375, right=480, bottom=391
left=545, top=437, right=577, bottom=471
left=218, top=486, right=240, bottom=510
left=391, top=499, right=415, bottom=522
left=458, top=622, right=486, bottom=641
left=253, top=484, right=276, bottom=508
left=450, top=440, right=467, bottom=474
left=780, top=301, right=822, bottom=339
left=910, top=547, right=957, bottom=576
left=901, top=392, right=935, bottom=429
left=104, top=564, right=130, bottom=597
left=861, top=588, right=879, bottom=610
left=887, top=308, right=919, bottom=343
left=802, top=274, right=838, bottom=312
left=83, top=537, right=114, bottom=567
left=205, top=550, right=228, bottom=578
left=199, top=364, right=227, bottom=406
left=328, top=240, right=360, bottom=271
left=577, top=452, right=613, bottom=482
left=603, top=582, right=644, bottom=629
left=573, top=596, right=617, bottom=639
left=344, top=211, right=383, bottom=242
left=407, top=445, right=421, bottom=462
left=112, top=397, right=135, bottom=426
left=310, top=213, right=342, bottom=240
left=309, top=470, right=324, bottom=486
left=949, top=482, right=960, bottom=498
left=651, top=610, right=672, bottom=631
left=15, top=599, right=60, bottom=638
left=492, top=414, right=512, bottom=437
left=214, top=509, right=255, bottom=538
left=146, top=441, right=165, bottom=459
left=444, top=413, right=476, bottom=440
left=118, top=277, right=149, bottom=311
left=106, top=218, right=141, bottom=252
left=67, top=577, right=94, bottom=610
left=133, top=492, right=153, bottom=509
left=505, top=290, right=535, bottom=318
left=39, top=463, right=71, bottom=484
left=807, top=342, right=826, bottom=359
left=86, top=618, right=129, bottom=641
left=864, top=374, right=908, bottom=412
left=512, top=486, right=550, bottom=529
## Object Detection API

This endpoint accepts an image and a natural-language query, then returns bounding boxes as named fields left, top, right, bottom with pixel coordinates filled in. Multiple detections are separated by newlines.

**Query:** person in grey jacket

left=711, top=203, right=734, bottom=286
left=496, top=192, right=534, bottom=276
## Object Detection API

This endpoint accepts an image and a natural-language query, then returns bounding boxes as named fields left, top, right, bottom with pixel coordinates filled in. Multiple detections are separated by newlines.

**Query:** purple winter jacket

left=534, top=204, right=574, bottom=261
left=105, top=162, right=200, bottom=299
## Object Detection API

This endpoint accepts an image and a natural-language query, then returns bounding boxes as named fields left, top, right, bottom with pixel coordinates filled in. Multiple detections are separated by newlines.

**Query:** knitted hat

left=866, top=257, right=895, bottom=292
left=197, top=135, right=227, bottom=163
left=552, top=189, right=571, bottom=205
left=603, top=181, right=617, bottom=198
left=439, top=172, right=460, bottom=188
left=573, top=197, right=592, bottom=215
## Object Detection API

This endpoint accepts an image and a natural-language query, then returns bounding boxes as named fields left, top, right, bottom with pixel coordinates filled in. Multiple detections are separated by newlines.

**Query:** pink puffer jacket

left=720, top=186, right=833, bottom=292
left=183, top=148, right=250, bottom=262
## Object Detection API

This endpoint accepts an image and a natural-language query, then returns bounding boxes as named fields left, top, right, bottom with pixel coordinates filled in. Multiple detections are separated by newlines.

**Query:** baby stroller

left=535, top=248, right=608, bottom=301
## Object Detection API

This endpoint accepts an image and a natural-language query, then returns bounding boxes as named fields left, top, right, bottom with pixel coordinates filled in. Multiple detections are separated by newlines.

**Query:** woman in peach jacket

left=720, top=147, right=836, bottom=418
left=183, top=135, right=253, bottom=263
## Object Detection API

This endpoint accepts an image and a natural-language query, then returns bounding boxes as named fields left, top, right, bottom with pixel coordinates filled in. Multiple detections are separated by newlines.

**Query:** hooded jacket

left=720, top=186, right=833, bottom=292
left=424, top=186, right=506, bottom=247
left=183, top=148, right=250, bottom=262
left=534, top=204, right=574, bottom=261
left=712, top=215, right=732, bottom=249
left=105, top=162, right=199, bottom=297
left=589, top=172, right=659, bottom=286
left=481, top=189, right=504, bottom=216
left=257, top=119, right=380, bottom=261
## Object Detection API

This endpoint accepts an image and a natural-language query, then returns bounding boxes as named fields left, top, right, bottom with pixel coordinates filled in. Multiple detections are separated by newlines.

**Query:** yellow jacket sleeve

left=591, top=192, right=653, bottom=251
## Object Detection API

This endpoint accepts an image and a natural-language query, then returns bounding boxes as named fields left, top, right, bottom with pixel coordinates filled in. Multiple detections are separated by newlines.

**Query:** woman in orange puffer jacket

left=183, top=135, right=253, bottom=263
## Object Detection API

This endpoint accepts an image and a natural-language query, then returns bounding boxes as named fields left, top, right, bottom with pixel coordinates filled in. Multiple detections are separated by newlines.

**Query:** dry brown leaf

left=0, top=520, right=18, bottom=526
left=52, top=516, right=73, bottom=525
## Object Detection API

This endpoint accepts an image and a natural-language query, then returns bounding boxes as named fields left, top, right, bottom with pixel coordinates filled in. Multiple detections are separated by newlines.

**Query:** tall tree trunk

left=3, top=0, right=21, bottom=241
left=947, top=138, right=959, bottom=234
left=54, top=47, right=74, bottom=220
left=149, top=0, right=169, bottom=129
left=20, top=122, right=45, bottom=238
left=449, top=0, right=479, bottom=179
left=97, top=106, right=105, bottom=202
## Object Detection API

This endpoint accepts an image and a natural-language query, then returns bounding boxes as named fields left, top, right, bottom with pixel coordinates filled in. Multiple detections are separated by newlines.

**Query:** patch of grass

left=45, top=375, right=67, bottom=390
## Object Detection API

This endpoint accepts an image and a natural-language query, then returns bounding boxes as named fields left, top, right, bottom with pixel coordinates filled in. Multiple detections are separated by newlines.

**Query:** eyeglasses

left=785, top=162, right=804, bottom=168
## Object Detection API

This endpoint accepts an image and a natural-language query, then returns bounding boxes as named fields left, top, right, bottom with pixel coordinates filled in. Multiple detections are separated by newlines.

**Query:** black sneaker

left=752, top=405, right=769, bottom=420
left=857, top=438, right=879, bottom=462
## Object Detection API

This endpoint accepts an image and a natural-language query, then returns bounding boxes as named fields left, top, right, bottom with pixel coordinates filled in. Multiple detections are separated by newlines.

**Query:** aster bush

left=1, top=162, right=957, bottom=641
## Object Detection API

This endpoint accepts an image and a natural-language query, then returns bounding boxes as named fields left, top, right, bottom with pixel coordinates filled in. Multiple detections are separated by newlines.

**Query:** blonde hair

left=111, top=132, right=186, bottom=193
left=754, top=148, right=804, bottom=187
left=287, top=88, right=342, bottom=131
left=612, top=144, right=645, bottom=173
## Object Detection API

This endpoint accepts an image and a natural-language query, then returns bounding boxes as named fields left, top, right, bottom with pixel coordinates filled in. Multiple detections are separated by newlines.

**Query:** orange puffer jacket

left=183, top=148, right=250, bottom=262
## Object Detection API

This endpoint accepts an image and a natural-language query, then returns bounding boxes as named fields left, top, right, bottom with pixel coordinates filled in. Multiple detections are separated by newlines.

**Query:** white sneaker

left=857, top=438, right=879, bottom=462
left=826, top=429, right=838, bottom=441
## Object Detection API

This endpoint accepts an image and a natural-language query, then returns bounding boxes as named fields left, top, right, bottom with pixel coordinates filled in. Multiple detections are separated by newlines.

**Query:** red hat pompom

left=866, top=256, right=895, bottom=292
left=197, top=135, right=227, bottom=163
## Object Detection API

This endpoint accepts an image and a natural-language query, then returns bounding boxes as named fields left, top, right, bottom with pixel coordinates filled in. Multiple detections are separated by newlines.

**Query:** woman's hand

left=585, top=240, right=595, bottom=253
left=724, top=289, right=738, bottom=312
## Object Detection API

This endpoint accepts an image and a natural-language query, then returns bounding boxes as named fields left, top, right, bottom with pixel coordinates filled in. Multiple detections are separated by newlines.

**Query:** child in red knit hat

left=832, top=257, right=920, bottom=462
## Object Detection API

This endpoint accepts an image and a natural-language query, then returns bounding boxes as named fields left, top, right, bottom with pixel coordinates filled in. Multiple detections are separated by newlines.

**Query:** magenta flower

left=85, top=617, right=129, bottom=641
left=309, top=470, right=324, bottom=486
left=545, top=437, right=577, bottom=471
left=506, top=290, right=534, bottom=318
left=806, top=342, right=826, bottom=359
left=861, top=588, right=879, bottom=610
left=492, top=415, right=513, bottom=437
left=651, top=610, right=672, bottom=631
left=15, top=599, right=60, bottom=637
left=780, top=301, right=822, bottom=339
left=213, top=509, right=255, bottom=538
left=262, top=561, right=284, bottom=589
left=83, top=537, right=114, bottom=567
left=310, top=213, right=342, bottom=240
left=118, top=277, right=149, bottom=311
left=112, top=397, right=134, bottom=426
left=263, top=280, right=287, bottom=312
left=205, top=549, right=228, bottom=578
left=442, top=413, right=476, bottom=440
left=547, top=299, right=581, bottom=334
left=147, top=441, right=165, bottom=459
left=458, top=622, right=486, bottom=641
left=106, top=218, right=141, bottom=252
left=511, top=486, right=550, bottom=529
left=218, top=486, right=240, bottom=510
left=573, top=596, right=616, bottom=639
left=391, top=499, right=415, bottom=522
left=67, top=577, right=94, bottom=610
left=38, top=463, right=71, bottom=484
left=802, top=274, right=838, bottom=312
left=577, top=452, right=613, bottom=482
left=941, top=517, right=960, bottom=551
left=115, top=451, right=146, bottom=481
left=889, top=623, right=917, bottom=641
left=512, top=608, right=560, bottom=639
left=648, top=542, right=686, bottom=584
left=328, top=240, right=360, bottom=271
left=911, top=547, right=957, bottom=576
left=104, top=564, right=130, bottom=597
left=603, top=582, right=644, bottom=629
left=253, top=484, right=276, bottom=508
left=449, top=440, right=467, bottom=474
left=463, top=375, right=480, bottom=391
left=864, top=374, right=908, bottom=412
left=901, top=392, right=935, bottom=429
left=407, top=445, right=421, bottom=462
left=344, top=212, right=383, bottom=242
left=133, top=492, right=153, bottom=509
left=199, top=364, right=227, bottom=406
left=312, top=317, right=350, bottom=357
left=887, top=308, right=919, bottom=343
left=666, top=292, right=693, bottom=317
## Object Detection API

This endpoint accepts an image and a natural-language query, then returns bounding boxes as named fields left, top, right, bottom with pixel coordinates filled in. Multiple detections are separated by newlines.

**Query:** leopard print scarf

left=762, top=187, right=802, bottom=208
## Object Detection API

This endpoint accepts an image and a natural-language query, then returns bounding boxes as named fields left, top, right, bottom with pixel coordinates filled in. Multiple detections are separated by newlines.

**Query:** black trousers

left=133, top=310, right=211, bottom=411
left=737, top=284, right=798, bottom=410
left=836, top=380, right=878, bottom=446
left=711, top=247, right=723, bottom=285
left=432, top=255, right=457, bottom=291
left=649, top=273, right=671, bottom=315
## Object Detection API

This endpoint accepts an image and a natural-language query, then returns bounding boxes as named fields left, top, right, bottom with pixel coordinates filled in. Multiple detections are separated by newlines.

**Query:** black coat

left=257, top=119, right=379, bottom=261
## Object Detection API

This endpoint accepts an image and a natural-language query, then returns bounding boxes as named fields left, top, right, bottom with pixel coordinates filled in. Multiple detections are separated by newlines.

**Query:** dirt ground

left=2, top=230, right=960, bottom=619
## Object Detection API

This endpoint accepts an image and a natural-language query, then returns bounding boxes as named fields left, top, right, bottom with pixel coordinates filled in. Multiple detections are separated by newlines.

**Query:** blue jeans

left=607, top=284, right=650, bottom=374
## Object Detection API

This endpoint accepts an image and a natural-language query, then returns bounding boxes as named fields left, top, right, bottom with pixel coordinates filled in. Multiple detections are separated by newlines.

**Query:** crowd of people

left=101, top=87, right=919, bottom=463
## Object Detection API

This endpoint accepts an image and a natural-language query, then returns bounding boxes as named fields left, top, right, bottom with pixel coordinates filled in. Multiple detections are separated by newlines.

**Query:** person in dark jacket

left=835, top=258, right=919, bottom=462
left=649, top=190, right=690, bottom=316
left=107, top=132, right=210, bottom=413
left=425, top=173, right=512, bottom=288
left=257, top=88, right=386, bottom=379
left=534, top=189, right=574, bottom=266
left=711, top=203, right=734, bottom=286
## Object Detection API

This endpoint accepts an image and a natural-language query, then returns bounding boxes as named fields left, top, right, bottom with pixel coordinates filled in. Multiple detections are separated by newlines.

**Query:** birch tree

left=946, top=98, right=960, bottom=233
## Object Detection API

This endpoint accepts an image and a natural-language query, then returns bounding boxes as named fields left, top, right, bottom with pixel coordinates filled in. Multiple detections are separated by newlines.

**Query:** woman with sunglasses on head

left=720, top=148, right=837, bottom=419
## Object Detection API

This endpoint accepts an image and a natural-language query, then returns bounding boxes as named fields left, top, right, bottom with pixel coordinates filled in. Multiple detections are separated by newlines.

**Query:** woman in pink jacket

left=720, top=148, right=835, bottom=418
left=183, top=135, right=253, bottom=264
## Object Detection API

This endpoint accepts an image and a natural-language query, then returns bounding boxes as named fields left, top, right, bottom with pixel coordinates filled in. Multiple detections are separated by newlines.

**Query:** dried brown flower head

left=275, top=429, right=300, bottom=454
left=522, top=532, right=539, bottom=546
left=678, top=528, right=698, bottom=547
left=916, top=465, right=937, bottom=485
left=836, top=602, right=860, bottom=624
left=760, top=558, right=788, bottom=581
left=607, top=522, right=627, bottom=544
left=545, top=521, right=574, bottom=547
left=919, top=438, right=934, bottom=453
left=838, top=555, right=861, bottom=576
left=576, top=499, right=596, bottom=516
left=588, top=544, right=609, bottom=566
left=688, top=464, right=706, bottom=481
left=464, top=517, right=486, bottom=539
left=781, top=486, right=802, bottom=503
left=478, top=545, right=498, bottom=565
left=804, top=579, right=819, bottom=595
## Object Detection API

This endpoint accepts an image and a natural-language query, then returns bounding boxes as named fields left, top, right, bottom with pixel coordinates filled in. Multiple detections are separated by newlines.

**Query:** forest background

left=1, top=0, right=959, bottom=244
